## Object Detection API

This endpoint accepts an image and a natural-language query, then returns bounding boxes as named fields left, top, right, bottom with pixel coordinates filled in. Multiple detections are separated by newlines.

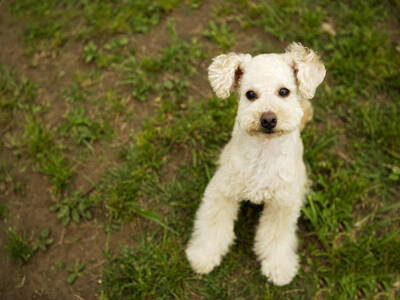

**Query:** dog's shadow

left=233, top=201, right=264, bottom=252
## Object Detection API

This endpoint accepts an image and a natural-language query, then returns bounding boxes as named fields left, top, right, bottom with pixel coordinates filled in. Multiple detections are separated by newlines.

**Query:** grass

left=10, top=0, right=181, bottom=55
left=203, top=21, right=235, bottom=50
left=57, top=106, right=112, bottom=149
left=101, top=237, right=191, bottom=299
left=23, top=115, right=74, bottom=194
left=97, top=0, right=400, bottom=298
left=4, top=228, right=35, bottom=264
left=1, top=0, right=399, bottom=298
left=119, top=23, right=203, bottom=102
left=0, top=64, right=37, bottom=127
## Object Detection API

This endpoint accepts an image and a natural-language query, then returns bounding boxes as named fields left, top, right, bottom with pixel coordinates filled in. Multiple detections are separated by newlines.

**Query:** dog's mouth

left=259, top=128, right=284, bottom=136
left=262, top=128, right=275, bottom=134
left=248, top=128, right=285, bottom=137
left=252, top=128, right=288, bottom=139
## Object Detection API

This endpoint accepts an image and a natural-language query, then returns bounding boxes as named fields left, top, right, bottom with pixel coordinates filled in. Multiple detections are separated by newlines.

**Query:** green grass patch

left=119, top=23, right=204, bottom=102
left=4, top=227, right=35, bottom=264
left=99, top=0, right=400, bottom=298
left=10, top=0, right=180, bottom=55
left=101, top=236, right=191, bottom=299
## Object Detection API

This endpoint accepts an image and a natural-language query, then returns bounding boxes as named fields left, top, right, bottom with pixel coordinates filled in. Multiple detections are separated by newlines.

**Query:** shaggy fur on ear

left=286, top=43, right=326, bottom=99
left=208, top=53, right=252, bottom=99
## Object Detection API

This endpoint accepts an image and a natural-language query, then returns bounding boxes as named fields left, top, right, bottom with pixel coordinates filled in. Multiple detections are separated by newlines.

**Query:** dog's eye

left=245, top=90, right=258, bottom=101
left=278, top=88, right=290, bottom=97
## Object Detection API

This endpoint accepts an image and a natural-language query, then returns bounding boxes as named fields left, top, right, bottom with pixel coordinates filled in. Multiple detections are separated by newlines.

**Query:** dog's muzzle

left=260, top=111, right=277, bottom=134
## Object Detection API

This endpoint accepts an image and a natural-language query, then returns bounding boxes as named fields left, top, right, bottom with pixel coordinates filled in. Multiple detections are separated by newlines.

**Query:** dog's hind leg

left=186, top=170, right=240, bottom=274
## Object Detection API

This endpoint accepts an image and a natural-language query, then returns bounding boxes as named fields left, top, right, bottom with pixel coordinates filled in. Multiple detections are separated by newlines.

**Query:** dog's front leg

left=186, top=169, right=240, bottom=274
left=254, top=196, right=302, bottom=286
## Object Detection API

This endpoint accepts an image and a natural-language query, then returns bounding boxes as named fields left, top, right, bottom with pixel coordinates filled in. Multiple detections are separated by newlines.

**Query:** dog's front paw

left=261, top=252, right=299, bottom=286
left=185, top=244, right=221, bottom=274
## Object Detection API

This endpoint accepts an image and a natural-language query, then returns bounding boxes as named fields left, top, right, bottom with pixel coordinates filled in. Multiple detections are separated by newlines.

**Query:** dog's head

left=208, top=43, right=325, bottom=137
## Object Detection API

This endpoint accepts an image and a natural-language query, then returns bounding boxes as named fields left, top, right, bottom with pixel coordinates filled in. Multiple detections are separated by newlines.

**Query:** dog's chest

left=229, top=137, right=299, bottom=203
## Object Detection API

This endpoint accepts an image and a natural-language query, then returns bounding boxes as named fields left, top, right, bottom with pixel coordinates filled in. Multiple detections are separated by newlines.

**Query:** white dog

left=186, top=43, right=325, bottom=286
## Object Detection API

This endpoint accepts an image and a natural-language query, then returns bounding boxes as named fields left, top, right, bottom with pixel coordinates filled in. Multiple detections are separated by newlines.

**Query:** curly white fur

left=286, top=42, right=326, bottom=99
left=186, top=43, right=325, bottom=286
left=208, top=53, right=252, bottom=99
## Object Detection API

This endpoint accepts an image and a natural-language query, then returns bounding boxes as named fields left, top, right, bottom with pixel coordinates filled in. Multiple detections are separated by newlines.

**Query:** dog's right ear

left=208, top=53, right=252, bottom=99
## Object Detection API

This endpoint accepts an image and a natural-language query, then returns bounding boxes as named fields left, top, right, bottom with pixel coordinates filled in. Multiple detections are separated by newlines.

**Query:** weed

left=50, top=191, right=95, bottom=225
left=33, top=228, right=54, bottom=252
left=83, top=41, right=99, bottom=64
left=67, top=261, right=85, bottom=285
left=4, top=228, right=34, bottom=264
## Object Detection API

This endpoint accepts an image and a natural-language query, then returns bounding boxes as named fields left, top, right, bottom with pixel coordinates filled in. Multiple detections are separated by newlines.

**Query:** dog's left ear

left=208, top=53, right=252, bottom=99
left=286, top=43, right=326, bottom=99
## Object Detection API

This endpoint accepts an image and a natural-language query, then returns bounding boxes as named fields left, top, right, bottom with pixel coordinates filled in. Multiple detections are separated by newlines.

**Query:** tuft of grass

left=57, top=106, right=112, bottom=149
left=4, top=228, right=35, bottom=264
left=24, top=116, right=53, bottom=158
left=0, top=64, right=38, bottom=126
left=23, top=115, right=74, bottom=194
left=203, top=21, right=235, bottom=50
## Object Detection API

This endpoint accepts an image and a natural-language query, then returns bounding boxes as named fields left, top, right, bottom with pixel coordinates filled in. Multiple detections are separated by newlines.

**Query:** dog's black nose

left=260, top=111, right=277, bottom=131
